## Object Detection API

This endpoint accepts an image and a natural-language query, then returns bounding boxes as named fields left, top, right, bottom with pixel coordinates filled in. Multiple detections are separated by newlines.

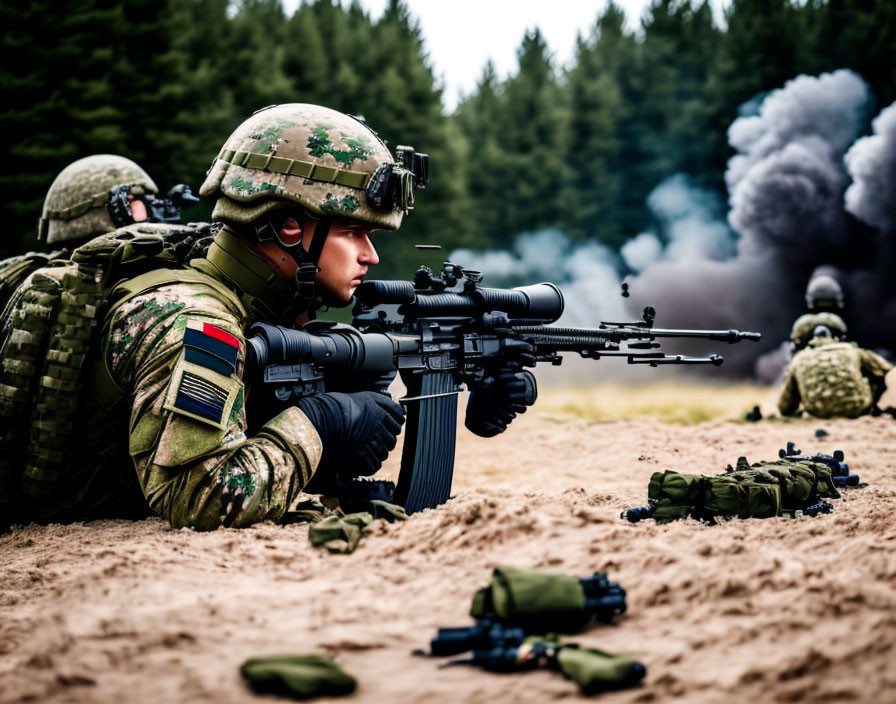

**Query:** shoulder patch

left=183, top=320, right=241, bottom=376
left=164, top=354, right=241, bottom=429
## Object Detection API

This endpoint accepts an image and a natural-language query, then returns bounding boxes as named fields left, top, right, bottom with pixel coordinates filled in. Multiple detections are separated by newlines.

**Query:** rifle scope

left=246, top=322, right=396, bottom=377
left=355, top=280, right=564, bottom=323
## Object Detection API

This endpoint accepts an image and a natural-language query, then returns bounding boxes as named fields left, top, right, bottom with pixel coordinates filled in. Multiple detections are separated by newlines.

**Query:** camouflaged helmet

left=39, top=155, right=158, bottom=244
left=201, top=104, right=425, bottom=231
left=791, top=313, right=847, bottom=348
left=805, top=272, right=844, bottom=311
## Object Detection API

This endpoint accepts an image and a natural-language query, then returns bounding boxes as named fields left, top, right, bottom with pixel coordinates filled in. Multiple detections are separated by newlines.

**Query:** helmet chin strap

left=254, top=210, right=332, bottom=316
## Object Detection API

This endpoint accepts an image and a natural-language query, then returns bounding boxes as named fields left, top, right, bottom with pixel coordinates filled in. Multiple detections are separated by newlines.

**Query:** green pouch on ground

left=702, top=475, right=748, bottom=516
left=470, top=567, right=586, bottom=629
left=648, top=471, right=705, bottom=523
left=281, top=497, right=330, bottom=524
left=308, top=512, right=373, bottom=554
left=240, top=654, right=356, bottom=699
left=553, top=641, right=646, bottom=694
left=366, top=499, right=408, bottom=522
left=740, top=479, right=780, bottom=518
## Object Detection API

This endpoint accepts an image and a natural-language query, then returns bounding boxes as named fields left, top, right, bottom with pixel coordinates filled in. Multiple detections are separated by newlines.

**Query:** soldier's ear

left=277, top=217, right=303, bottom=247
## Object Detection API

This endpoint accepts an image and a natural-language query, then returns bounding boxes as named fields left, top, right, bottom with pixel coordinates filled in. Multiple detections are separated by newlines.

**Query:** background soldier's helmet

left=201, top=104, right=422, bottom=231
left=39, top=155, right=158, bottom=244
left=805, top=272, right=845, bottom=312
left=791, top=312, right=847, bottom=348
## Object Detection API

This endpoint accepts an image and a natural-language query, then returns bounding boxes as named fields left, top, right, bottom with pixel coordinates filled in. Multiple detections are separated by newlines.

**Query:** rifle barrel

left=516, top=325, right=760, bottom=344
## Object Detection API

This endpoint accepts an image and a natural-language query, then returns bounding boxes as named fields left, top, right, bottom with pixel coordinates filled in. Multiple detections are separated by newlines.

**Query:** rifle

left=246, top=261, right=761, bottom=513
left=108, top=183, right=200, bottom=227
left=420, top=622, right=647, bottom=694
left=778, top=442, right=861, bottom=487
left=623, top=499, right=659, bottom=523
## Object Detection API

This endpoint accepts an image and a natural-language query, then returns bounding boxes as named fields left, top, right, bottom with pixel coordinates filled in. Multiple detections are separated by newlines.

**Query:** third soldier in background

left=778, top=314, right=892, bottom=418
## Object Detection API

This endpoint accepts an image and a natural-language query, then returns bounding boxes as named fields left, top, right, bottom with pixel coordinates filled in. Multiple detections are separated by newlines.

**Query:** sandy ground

left=2, top=388, right=896, bottom=704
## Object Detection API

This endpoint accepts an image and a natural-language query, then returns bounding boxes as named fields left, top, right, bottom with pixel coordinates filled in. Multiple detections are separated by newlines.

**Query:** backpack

left=645, top=456, right=841, bottom=524
left=0, top=250, right=70, bottom=315
left=0, top=222, right=217, bottom=516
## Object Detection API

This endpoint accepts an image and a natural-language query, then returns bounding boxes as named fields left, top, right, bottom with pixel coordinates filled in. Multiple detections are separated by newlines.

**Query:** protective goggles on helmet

left=366, top=145, right=429, bottom=213
left=107, top=184, right=200, bottom=228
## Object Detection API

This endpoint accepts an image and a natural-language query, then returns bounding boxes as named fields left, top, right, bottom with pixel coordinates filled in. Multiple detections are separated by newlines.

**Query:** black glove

left=296, top=391, right=405, bottom=481
left=465, top=368, right=538, bottom=438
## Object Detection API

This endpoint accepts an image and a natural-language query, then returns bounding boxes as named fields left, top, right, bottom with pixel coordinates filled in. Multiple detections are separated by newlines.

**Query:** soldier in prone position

left=1, top=104, right=530, bottom=530
left=778, top=315, right=892, bottom=418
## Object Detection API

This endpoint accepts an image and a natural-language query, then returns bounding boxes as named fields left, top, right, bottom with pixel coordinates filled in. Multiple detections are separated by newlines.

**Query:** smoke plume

left=844, top=101, right=896, bottom=232
left=629, top=70, right=873, bottom=377
left=451, top=229, right=629, bottom=326
left=455, top=70, right=896, bottom=382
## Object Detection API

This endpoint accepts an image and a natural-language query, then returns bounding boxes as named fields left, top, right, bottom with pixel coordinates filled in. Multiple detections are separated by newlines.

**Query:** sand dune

left=2, top=397, right=895, bottom=703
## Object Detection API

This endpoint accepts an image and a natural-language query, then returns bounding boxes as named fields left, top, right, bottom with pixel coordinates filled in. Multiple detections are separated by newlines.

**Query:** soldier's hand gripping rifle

left=246, top=261, right=760, bottom=513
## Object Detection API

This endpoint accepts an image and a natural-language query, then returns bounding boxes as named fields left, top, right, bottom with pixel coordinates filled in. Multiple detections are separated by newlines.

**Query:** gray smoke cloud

left=623, top=174, right=736, bottom=271
left=844, top=101, right=896, bottom=232
left=453, top=70, right=895, bottom=382
left=726, top=70, right=870, bottom=191
left=630, top=70, right=872, bottom=377
left=620, top=232, right=662, bottom=272
left=451, top=229, right=629, bottom=327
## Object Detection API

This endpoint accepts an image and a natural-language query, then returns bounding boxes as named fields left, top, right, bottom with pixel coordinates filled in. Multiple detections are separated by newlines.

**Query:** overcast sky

left=281, top=1, right=727, bottom=111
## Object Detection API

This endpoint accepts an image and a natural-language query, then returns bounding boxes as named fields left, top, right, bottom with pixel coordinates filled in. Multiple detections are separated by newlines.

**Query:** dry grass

left=534, top=382, right=780, bottom=425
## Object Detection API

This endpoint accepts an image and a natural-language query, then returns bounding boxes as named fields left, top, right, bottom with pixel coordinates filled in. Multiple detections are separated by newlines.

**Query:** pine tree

left=562, top=27, right=625, bottom=244
left=639, top=0, right=722, bottom=187
left=586, top=3, right=648, bottom=241
left=495, top=29, right=566, bottom=237
left=0, top=0, right=126, bottom=254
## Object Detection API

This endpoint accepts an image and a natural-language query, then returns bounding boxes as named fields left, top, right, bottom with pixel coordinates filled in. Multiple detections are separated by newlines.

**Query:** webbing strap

left=43, top=192, right=108, bottom=222
left=43, top=183, right=143, bottom=223
left=216, top=149, right=371, bottom=189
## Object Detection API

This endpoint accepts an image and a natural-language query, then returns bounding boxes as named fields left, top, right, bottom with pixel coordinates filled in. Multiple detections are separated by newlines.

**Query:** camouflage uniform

left=4, top=105, right=418, bottom=530
left=778, top=338, right=892, bottom=418
left=89, top=227, right=322, bottom=530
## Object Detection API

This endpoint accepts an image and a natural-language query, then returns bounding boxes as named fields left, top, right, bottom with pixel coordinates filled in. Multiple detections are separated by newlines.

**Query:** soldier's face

left=129, top=196, right=148, bottom=222
left=262, top=214, right=380, bottom=304
left=315, top=220, right=379, bottom=303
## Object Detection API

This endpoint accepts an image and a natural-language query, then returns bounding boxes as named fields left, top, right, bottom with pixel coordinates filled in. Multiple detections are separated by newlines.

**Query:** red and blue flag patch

left=182, top=321, right=241, bottom=376
left=165, top=321, right=243, bottom=428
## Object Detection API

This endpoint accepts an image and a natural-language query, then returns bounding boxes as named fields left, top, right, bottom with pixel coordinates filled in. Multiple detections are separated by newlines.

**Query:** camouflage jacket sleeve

left=106, top=285, right=322, bottom=530
left=777, top=364, right=801, bottom=416
left=858, top=348, right=893, bottom=380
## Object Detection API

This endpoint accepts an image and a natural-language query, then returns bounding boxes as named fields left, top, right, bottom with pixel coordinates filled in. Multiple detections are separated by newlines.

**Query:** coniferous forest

left=1, top=0, right=894, bottom=278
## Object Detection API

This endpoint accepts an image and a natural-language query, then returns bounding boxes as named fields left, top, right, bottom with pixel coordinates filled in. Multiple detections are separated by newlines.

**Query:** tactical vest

left=0, top=250, right=70, bottom=316
left=646, top=457, right=841, bottom=523
left=0, top=222, right=221, bottom=519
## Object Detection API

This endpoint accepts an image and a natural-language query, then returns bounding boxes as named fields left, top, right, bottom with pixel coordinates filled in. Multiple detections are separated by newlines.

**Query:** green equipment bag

left=550, top=640, right=646, bottom=694
left=635, top=456, right=842, bottom=524
left=240, top=654, right=357, bottom=699
left=470, top=566, right=588, bottom=631
left=647, top=470, right=706, bottom=523
left=0, top=223, right=214, bottom=518
left=724, top=457, right=840, bottom=513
